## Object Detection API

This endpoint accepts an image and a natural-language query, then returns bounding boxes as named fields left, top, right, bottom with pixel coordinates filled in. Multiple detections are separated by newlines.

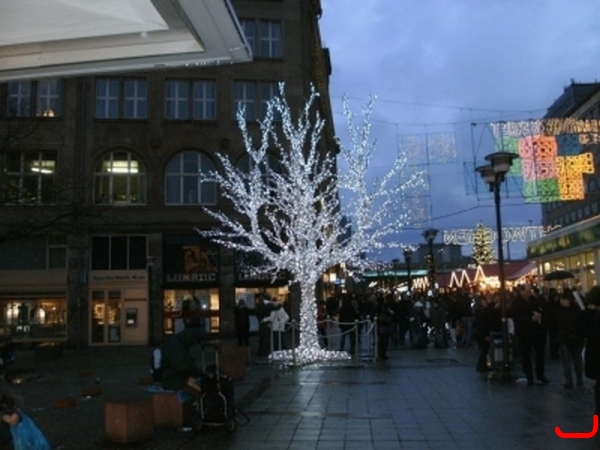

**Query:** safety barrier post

left=291, top=321, right=297, bottom=366
left=354, top=320, right=360, bottom=365
left=373, top=317, right=378, bottom=361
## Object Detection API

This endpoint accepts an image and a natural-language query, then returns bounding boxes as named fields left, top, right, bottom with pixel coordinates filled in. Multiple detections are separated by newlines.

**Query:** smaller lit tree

left=471, top=221, right=495, bottom=266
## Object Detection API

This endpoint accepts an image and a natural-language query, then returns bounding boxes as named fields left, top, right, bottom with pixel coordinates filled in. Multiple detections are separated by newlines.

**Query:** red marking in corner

left=555, top=415, right=598, bottom=439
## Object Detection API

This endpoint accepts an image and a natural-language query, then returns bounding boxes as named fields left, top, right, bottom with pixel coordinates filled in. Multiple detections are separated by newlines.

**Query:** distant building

left=412, top=243, right=464, bottom=268
left=528, top=81, right=600, bottom=291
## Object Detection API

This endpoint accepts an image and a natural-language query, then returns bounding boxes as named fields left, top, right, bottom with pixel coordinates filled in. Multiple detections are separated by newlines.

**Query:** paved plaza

left=5, top=340, right=599, bottom=450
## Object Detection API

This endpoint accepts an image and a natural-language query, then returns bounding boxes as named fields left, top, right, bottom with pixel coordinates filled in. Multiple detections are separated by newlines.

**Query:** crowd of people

left=230, top=283, right=600, bottom=418
left=320, top=283, right=600, bottom=417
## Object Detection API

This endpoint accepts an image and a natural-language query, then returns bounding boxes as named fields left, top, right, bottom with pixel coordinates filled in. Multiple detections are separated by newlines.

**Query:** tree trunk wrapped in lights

left=198, top=84, right=424, bottom=365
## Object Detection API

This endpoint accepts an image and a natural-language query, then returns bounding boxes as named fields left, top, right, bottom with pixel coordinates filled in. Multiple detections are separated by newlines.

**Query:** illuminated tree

left=199, top=85, right=424, bottom=364
left=472, top=222, right=495, bottom=266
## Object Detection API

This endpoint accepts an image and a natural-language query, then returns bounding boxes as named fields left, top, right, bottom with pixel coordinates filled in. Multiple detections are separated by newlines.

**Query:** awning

left=0, top=0, right=252, bottom=81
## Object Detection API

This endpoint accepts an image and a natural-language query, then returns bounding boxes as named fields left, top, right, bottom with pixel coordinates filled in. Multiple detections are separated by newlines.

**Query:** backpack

left=150, top=347, right=163, bottom=381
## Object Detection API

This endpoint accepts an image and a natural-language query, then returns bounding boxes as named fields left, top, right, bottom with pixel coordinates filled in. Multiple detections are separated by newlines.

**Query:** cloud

left=321, top=0, right=599, bottom=259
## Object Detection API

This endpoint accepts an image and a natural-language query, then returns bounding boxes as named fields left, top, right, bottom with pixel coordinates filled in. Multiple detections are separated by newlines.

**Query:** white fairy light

left=197, top=83, right=425, bottom=365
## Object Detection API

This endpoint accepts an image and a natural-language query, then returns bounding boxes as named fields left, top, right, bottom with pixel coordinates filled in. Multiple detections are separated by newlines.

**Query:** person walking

left=339, top=295, right=359, bottom=354
left=317, top=300, right=329, bottom=349
left=583, top=286, right=600, bottom=415
left=511, top=284, right=549, bottom=386
left=0, top=389, right=50, bottom=450
left=474, top=293, right=501, bottom=372
left=254, top=294, right=272, bottom=356
left=262, top=299, right=289, bottom=352
left=556, top=289, right=584, bottom=389
left=234, top=299, right=250, bottom=347
left=376, top=294, right=395, bottom=359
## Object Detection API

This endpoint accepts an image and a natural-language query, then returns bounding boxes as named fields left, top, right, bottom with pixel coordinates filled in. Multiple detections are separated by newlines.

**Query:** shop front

left=0, top=270, right=67, bottom=343
left=528, top=215, right=600, bottom=292
left=162, top=234, right=220, bottom=336
left=88, top=270, right=148, bottom=345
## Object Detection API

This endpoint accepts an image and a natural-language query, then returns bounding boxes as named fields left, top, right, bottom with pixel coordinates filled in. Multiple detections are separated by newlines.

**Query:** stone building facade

left=0, top=0, right=334, bottom=346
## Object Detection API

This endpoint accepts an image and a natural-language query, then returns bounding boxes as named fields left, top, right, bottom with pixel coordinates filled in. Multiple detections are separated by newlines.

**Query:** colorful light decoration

left=490, top=119, right=596, bottom=203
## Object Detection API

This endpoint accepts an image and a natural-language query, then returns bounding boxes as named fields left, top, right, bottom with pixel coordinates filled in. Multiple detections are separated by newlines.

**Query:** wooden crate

left=152, top=391, right=193, bottom=428
left=105, top=398, right=153, bottom=444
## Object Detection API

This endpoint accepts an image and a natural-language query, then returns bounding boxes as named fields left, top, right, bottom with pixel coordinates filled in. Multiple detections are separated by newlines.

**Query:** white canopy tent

left=0, top=0, right=251, bottom=81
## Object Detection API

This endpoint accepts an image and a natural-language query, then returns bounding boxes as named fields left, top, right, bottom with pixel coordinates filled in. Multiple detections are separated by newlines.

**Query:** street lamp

left=392, top=258, right=400, bottom=288
left=422, top=228, right=438, bottom=293
left=403, top=248, right=413, bottom=293
left=476, top=151, right=519, bottom=383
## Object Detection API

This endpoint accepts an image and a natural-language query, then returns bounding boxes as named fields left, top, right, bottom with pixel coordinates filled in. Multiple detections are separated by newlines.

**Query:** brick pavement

left=4, top=341, right=599, bottom=450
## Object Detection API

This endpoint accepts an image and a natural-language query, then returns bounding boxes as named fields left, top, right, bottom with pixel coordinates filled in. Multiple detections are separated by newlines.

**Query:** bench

left=105, top=398, right=153, bottom=444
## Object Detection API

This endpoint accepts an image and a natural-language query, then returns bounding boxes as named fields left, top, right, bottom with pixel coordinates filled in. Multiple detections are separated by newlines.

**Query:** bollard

left=354, top=320, right=360, bottom=365
left=291, top=321, right=296, bottom=366
left=373, top=317, right=378, bottom=361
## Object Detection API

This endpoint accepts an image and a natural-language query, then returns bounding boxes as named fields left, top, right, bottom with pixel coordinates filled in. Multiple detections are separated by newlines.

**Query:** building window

left=240, top=19, right=282, bottom=58
left=236, top=153, right=281, bottom=196
left=1, top=151, right=56, bottom=204
left=94, top=151, right=146, bottom=205
left=165, top=80, right=216, bottom=120
left=91, top=235, right=147, bottom=270
left=95, top=78, right=147, bottom=119
left=48, top=235, right=67, bottom=269
left=6, top=79, right=61, bottom=117
left=234, top=81, right=282, bottom=121
left=165, top=151, right=216, bottom=205
left=0, top=236, right=66, bottom=269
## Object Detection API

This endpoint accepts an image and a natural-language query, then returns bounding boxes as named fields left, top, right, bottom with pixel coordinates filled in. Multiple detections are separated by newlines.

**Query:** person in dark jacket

left=376, top=294, right=395, bottom=359
left=474, top=293, right=501, bottom=372
left=510, top=284, right=548, bottom=385
left=339, top=295, right=359, bottom=354
left=583, top=286, right=600, bottom=415
left=254, top=294, right=272, bottom=356
left=159, top=327, right=206, bottom=395
left=556, top=289, right=584, bottom=389
left=234, top=299, right=250, bottom=347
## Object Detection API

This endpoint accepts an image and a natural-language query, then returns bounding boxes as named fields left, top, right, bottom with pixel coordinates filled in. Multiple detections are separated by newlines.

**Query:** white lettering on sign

left=443, top=225, right=560, bottom=246
left=166, top=273, right=217, bottom=283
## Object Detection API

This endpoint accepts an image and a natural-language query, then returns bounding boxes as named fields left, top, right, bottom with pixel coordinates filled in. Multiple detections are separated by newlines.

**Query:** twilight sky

left=320, top=0, right=600, bottom=261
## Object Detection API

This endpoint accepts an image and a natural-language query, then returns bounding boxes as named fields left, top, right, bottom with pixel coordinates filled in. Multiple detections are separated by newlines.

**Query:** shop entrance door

left=90, top=290, right=122, bottom=344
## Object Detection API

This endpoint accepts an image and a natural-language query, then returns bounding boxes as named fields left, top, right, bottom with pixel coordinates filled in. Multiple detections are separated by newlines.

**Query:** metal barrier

left=267, top=316, right=379, bottom=365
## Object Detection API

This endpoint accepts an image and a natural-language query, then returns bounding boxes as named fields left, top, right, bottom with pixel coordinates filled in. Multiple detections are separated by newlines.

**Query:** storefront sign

left=165, top=273, right=217, bottom=283
left=90, top=271, right=147, bottom=283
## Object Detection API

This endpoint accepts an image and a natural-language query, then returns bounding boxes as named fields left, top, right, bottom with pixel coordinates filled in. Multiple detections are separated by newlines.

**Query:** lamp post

left=476, top=151, right=519, bottom=383
left=422, top=228, right=438, bottom=293
left=403, top=248, right=413, bottom=293
left=392, top=258, right=399, bottom=289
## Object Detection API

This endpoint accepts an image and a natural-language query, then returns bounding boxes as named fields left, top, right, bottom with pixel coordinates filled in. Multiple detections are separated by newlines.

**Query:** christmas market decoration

left=489, top=118, right=596, bottom=202
left=471, top=222, right=495, bottom=265
left=198, top=84, right=425, bottom=364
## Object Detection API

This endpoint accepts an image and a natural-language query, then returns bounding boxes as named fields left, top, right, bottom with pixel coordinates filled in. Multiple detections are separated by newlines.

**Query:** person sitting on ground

left=0, top=389, right=50, bottom=450
left=159, top=327, right=206, bottom=397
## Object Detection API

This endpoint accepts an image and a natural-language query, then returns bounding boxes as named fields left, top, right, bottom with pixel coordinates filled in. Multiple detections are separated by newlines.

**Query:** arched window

left=236, top=153, right=282, bottom=199
left=165, top=151, right=216, bottom=205
left=94, top=151, right=146, bottom=205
